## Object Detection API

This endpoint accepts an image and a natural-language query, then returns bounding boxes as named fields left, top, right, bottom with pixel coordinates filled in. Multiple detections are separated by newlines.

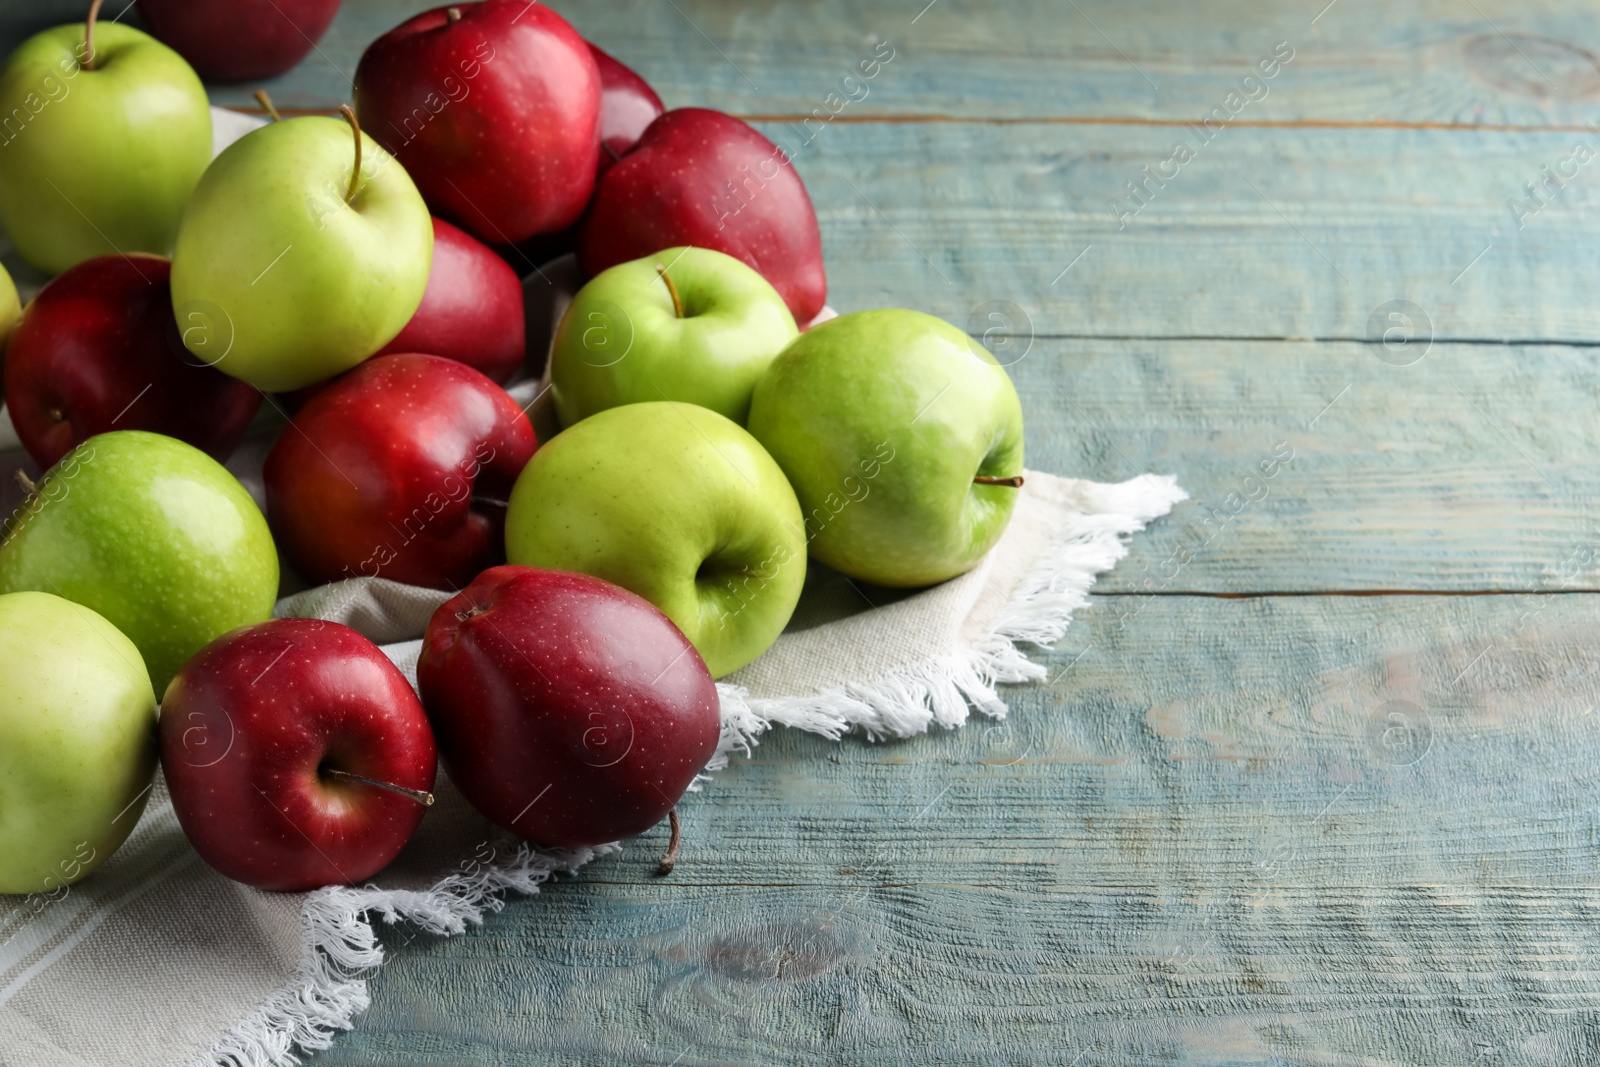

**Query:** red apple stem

left=11, top=469, right=39, bottom=501
left=656, top=265, right=684, bottom=319
left=654, top=808, right=681, bottom=876
left=253, top=89, right=283, bottom=122
left=338, top=104, right=362, bottom=204
left=323, top=767, right=435, bottom=807
left=82, top=0, right=104, bottom=71
left=974, top=474, right=1025, bottom=487
left=447, top=6, right=462, bottom=20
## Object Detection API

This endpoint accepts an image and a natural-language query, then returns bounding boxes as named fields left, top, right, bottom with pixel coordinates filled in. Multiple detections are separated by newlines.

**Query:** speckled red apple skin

left=3, top=255, right=261, bottom=469
left=264, top=353, right=536, bottom=590
left=579, top=108, right=827, bottom=323
left=160, top=619, right=437, bottom=892
left=354, top=0, right=601, bottom=243
left=418, top=566, right=721, bottom=849
left=375, top=218, right=526, bottom=383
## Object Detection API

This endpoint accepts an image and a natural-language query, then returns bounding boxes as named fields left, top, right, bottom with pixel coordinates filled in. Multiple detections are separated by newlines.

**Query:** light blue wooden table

left=9, top=0, right=1600, bottom=1062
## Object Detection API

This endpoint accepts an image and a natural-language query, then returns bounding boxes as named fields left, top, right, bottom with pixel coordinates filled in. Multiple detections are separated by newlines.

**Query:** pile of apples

left=0, top=0, right=1025, bottom=898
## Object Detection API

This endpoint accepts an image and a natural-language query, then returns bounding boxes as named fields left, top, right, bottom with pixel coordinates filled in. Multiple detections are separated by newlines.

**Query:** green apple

left=747, top=309, right=1025, bottom=588
left=550, top=246, right=798, bottom=427
left=0, top=430, right=278, bottom=691
left=505, top=401, right=805, bottom=677
left=0, top=260, right=19, bottom=352
left=170, top=112, right=432, bottom=392
left=0, top=590, right=157, bottom=895
left=0, top=18, right=209, bottom=275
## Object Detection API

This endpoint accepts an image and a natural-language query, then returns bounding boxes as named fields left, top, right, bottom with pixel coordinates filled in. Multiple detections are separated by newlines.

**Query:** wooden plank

left=307, top=592, right=1600, bottom=1065
left=1010, top=338, right=1600, bottom=593
left=167, top=0, right=1600, bottom=130
left=786, top=121, right=1600, bottom=344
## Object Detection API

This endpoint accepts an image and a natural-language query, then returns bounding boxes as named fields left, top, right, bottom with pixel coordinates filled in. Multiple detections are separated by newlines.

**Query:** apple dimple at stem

left=322, top=766, right=435, bottom=806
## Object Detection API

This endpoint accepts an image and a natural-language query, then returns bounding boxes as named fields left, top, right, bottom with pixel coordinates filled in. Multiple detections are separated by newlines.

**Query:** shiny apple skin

left=354, top=0, right=601, bottom=244
left=579, top=108, right=827, bottom=324
left=589, top=43, right=664, bottom=176
left=417, top=565, right=721, bottom=848
left=374, top=217, right=525, bottom=383
left=159, top=618, right=437, bottom=892
left=136, top=0, right=343, bottom=82
left=263, top=353, right=536, bottom=589
left=2, top=254, right=261, bottom=469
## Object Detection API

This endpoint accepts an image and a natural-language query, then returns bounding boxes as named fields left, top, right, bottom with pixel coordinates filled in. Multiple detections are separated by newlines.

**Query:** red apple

left=579, top=107, right=828, bottom=323
left=353, top=0, right=601, bottom=245
left=3, top=254, right=261, bottom=469
left=589, top=43, right=664, bottom=176
left=160, top=618, right=437, bottom=892
left=417, top=565, right=720, bottom=849
left=486, top=45, right=665, bottom=274
left=135, top=0, right=343, bottom=82
left=374, top=217, right=525, bottom=383
left=264, top=353, right=536, bottom=590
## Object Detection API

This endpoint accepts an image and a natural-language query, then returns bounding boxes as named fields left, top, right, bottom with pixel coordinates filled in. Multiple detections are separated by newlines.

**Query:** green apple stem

left=82, top=0, right=104, bottom=71
left=253, top=89, right=283, bottom=122
left=654, top=808, right=681, bottom=876
left=323, top=767, right=435, bottom=807
left=338, top=104, right=362, bottom=204
left=11, top=469, right=39, bottom=500
left=656, top=265, right=684, bottom=319
left=974, top=474, right=1024, bottom=487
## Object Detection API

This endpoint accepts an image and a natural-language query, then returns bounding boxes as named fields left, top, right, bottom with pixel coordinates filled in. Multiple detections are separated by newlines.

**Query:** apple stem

left=11, top=469, right=39, bottom=501
left=601, top=141, right=623, bottom=165
left=82, top=0, right=104, bottom=71
left=974, top=474, right=1025, bottom=487
left=323, top=767, right=435, bottom=807
left=654, top=808, right=681, bottom=876
left=656, top=265, right=684, bottom=319
left=253, top=89, right=283, bottom=122
left=447, top=5, right=462, bottom=20
left=338, top=104, right=362, bottom=204
left=454, top=605, right=486, bottom=622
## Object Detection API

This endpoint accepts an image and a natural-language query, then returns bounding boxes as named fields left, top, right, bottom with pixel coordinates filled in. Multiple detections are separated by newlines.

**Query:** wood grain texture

left=308, top=593, right=1600, bottom=1065
left=175, top=0, right=1600, bottom=130
left=784, top=121, right=1600, bottom=344
left=1009, top=339, right=1600, bottom=594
